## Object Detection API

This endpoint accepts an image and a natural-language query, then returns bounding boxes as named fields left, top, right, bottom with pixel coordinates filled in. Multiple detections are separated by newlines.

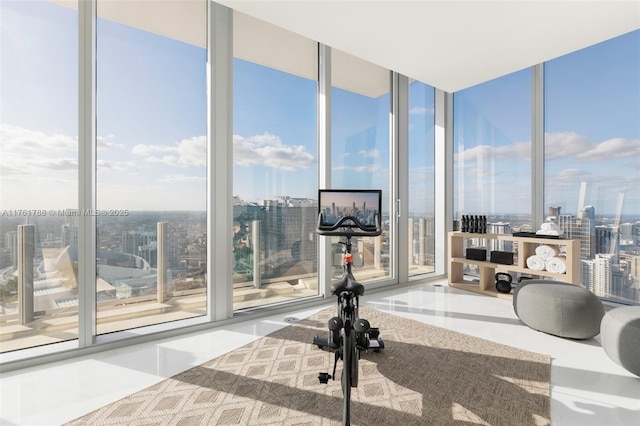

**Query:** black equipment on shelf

left=495, top=272, right=513, bottom=294
left=466, top=247, right=487, bottom=261
left=490, top=250, right=514, bottom=265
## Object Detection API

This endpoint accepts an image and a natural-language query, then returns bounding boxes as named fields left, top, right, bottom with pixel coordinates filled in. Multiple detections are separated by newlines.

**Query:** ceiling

left=217, top=0, right=640, bottom=93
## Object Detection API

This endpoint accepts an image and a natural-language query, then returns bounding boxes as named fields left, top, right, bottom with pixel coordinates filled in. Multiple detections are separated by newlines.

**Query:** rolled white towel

left=545, top=257, right=566, bottom=274
left=526, top=255, right=546, bottom=271
left=535, top=245, right=559, bottom=260
left=536, top=229, right=561, bottom=236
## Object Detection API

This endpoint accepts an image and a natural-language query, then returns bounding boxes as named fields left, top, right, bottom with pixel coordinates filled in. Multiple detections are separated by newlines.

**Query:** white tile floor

left=1, top=281, right=639, bottom=425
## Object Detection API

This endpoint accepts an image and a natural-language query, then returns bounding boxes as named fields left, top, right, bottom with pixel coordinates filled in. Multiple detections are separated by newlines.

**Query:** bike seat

left=331, top=273, right=365, bottom=296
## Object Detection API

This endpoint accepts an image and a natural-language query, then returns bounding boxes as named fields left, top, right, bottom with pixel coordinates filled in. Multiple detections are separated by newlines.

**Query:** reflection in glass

left=232, top=54, right=319, bottom=310
left=545, top=30, right=640, bottom=305
left=96, top=0, right=208, bottom=333
left=453, top=69, right=533, bottom=231
left=453, top=69, right=532, bottom=281
left=0, top=0, right=79, bottom=353
left=408, top=81, right=436, bottom=277
left=331, top=50, right=392, bottom=283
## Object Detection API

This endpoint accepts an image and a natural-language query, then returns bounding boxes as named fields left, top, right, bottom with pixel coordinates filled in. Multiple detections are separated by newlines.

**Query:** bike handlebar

left=316, top=214, right=382, bottom=237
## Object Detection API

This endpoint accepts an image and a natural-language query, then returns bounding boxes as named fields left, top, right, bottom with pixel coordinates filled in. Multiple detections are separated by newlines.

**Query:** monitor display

left=317, top=189, right=382, bottom=233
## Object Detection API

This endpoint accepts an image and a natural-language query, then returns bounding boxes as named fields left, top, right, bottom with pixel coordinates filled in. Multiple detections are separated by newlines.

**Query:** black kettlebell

left=495, top=272, right=513, bottom=294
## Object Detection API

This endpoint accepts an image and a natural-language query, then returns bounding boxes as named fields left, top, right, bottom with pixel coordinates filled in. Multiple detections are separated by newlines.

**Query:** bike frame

left=313, top=210, right=384, bottom=426
left=336, top=245, right=359, bottom=425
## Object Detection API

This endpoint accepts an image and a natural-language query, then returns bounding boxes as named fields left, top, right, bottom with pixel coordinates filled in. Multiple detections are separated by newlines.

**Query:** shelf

left=448, top=231, right=579, bottom=299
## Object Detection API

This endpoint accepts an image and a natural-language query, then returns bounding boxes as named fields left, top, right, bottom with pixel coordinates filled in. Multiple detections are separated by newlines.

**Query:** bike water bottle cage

left=331, top=273, right=365, bottom=296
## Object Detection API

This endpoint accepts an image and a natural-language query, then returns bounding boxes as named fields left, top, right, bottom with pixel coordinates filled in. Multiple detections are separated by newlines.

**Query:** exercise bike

left=312, top=197, right=385, bottom=426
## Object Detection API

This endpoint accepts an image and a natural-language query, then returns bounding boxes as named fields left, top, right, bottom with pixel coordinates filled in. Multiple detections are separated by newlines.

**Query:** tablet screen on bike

left=317, top=189, right=382, bottom=233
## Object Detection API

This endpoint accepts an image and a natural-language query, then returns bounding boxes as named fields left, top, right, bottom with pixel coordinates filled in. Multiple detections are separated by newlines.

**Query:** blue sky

left=1, top=1, right=638, bottom=219
left=454, top=30, right=639, bottom=217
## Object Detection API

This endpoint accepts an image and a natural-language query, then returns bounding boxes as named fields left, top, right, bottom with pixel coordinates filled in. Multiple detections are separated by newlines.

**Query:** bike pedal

left=318, top=372, right=332, bottom=384
left=369, top=337, right=384, bottom=351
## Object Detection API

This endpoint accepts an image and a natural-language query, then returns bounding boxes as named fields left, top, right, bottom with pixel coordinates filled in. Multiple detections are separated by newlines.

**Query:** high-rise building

left=620, top=223, right=634, bottom=245
left=595, top=225, right=616, bottom=255
left=488, top=222, right=512, bottom=252
left=122, top=231, right=156, bottom=256
left=61, top=223, right=78, bottom=256
left=582, top=254, right=611, bottom=297
left=557, top=210, right=596, bottom=261
left=139, top=241, right=158, bottom=268
left=5, top=231, right=18, bottom=270
left=577, top=206, right=596, bottom=259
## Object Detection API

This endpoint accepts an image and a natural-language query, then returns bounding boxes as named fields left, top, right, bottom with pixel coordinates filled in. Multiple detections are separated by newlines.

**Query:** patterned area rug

left=67, top=307, right=551, bottom=425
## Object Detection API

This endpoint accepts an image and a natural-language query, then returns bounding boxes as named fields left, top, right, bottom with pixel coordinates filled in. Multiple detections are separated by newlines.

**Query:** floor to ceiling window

left=331, top=49, right=393, bottom=284
left=452, top=69, right=532, bottom=281
left=408, top=80, right=436, bottom=277
left=545, top=29, right=640, bottom=305
left=232, top=12, right=319, bottom=310
left=95, top=0, right=208, bottom=333
left=453, top=69, right=533, bottom=232
left=0, top=0, right=79, bottom=353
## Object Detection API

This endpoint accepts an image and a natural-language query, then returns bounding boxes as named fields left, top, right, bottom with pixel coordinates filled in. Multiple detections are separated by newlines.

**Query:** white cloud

left=358, top=148, right=380, bottom=158
left=409, top=106, right=434, bottom=115
left=576, top=137, right=640, bottom=161
left=158, top=174, right=206, bottom=183
left=1, top=151, right=77, bottom=175
left=545, top=132, right=594, bottom=159
left=97, top=134, right=124, bottom=150
left=0, top=123, right=77, bottom=151
left=554, top=168, right=591, bottom=181
left=132, top=136, right=206, bottom=167
left=456, top=141, right=530, bottom=163
left=233, top=132, right=315, bottom=171
left=545, top=132, right=640, bottom=162
left=455, top=132, right=640, bottom=165
left=333, top=164, right=384, bottom=173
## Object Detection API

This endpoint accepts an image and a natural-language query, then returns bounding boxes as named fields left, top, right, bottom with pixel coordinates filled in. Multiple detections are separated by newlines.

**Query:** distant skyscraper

left=60, top=223, right=79, bottom=259
left=139, top=241, right=158, bottom=268
left=487, top=222, right=512, bottom=252
left=620, top=223, right=634, bottom=245
left=582, top=253, right=628, bottom=299
left=557, top=214, right=576, bottom=238
left=122, top=231, right=156, bottom=256
left=559, top=206, right=596, bottom=260
left=61, top=225, right=70, bottom=248
left=595, top=226, right=616, bottom=255
left=582, top=254, right=612, bottom=297
left=5, top=231, right=18, bottom=270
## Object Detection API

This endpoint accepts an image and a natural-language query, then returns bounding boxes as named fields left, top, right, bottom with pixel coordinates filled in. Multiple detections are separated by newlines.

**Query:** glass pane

left=453, top=69, right=532, bottom=282
left=0, top=0, right=78, bottom=353
left=453, top=69, right=533, bottom=230
left=545, top=30, right=640, bottom=304
left=232, top=36, right=318, bottom=310
left=408, top=81, right=436, bottom=277
left=96, top=0, right=207, bottom=334
left=331, top=50, right=392, bottom=284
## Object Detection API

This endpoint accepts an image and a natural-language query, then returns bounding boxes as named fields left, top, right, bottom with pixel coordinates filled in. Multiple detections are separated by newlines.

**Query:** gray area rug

left=67, top=307, right=550, bottom=425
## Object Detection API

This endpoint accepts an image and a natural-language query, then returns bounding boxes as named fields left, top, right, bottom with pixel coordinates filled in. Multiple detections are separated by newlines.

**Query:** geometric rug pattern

left=67, top=307, right=551, bottom=425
